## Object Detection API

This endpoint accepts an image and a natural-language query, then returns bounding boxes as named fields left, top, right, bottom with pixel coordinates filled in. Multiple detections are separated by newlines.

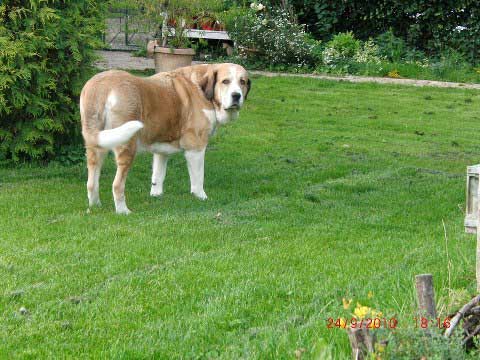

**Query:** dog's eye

left=240, top=79, right=246, bottom=85
left=222, top=79, right=230, bottom=85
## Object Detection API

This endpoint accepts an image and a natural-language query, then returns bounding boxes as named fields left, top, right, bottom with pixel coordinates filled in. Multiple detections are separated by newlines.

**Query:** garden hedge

left=0, top=1, right=105, bottom=163
left=267, top=0, right=480, bottom=63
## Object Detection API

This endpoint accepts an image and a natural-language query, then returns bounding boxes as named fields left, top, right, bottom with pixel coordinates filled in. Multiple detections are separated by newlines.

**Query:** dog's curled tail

left=88, top=121, right=144, bottom=149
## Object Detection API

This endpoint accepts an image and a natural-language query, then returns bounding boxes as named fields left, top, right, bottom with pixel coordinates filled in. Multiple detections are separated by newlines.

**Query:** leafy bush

left=321, top=32, right=360, bottom=72
left=376, top=30, right=407, bottom=62
left=384, top=328, right=479, bottom=359
left=431, top=48, right=471, bottom=80
left=0, top=1, right=105, bottom=163
left=282, top=0, right=480, bottom=64
left=435, top=48, right=470, bottom=70
left=317, top=32, right=383, bottom=74
left=228, top=2, right=480, bottom=71
left=448, top=17, right=480, bottom=64
left=306, top=35, right=324, bottom=64
left=226, top=4, right=316, bottom=68
left=353, top=39, right=382, bottom=64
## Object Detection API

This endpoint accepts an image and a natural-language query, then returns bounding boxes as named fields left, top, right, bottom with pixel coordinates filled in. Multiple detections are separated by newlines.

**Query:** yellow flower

left=354, top=303, right=370, bottom=319
left=342, top=298, right=352, bottom=309
left=387, top=69, right=401, bottom=78
left=375, top=343, right=385, bottom=353
left=368, top=291, right=373, bottom=299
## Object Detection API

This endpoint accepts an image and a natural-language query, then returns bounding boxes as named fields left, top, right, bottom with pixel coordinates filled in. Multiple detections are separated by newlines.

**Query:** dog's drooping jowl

left=80, top=64, right=251, bottom=214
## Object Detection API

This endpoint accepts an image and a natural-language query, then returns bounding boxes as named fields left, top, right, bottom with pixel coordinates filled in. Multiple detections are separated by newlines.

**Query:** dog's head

left=180, top=63, right=251, bottom=124
left=201, top=63, right=250, bottom=110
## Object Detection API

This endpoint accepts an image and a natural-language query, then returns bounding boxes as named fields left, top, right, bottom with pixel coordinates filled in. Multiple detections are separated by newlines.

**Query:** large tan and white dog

left=80, top=63, right=250, bottom=214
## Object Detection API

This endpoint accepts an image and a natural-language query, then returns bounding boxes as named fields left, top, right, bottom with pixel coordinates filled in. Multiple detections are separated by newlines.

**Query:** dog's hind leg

left=86, top=147, right=107, bottom=207
left=150, top=153, right=168, bottom=197
left=112, top=143, right=136, bottom=214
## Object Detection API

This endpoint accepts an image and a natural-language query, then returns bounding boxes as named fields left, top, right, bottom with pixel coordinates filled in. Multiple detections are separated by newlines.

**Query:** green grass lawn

left=1, top=75, right=480, bottom=358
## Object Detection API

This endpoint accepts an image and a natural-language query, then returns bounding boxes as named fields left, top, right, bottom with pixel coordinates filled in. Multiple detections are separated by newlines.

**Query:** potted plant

left=155, top=2, right=197, bottom=72
left=197, top=12, right=215, bottom=30
left=153, top=22, right=196, bottom=72
left=143, top=0, right=224, bottom=72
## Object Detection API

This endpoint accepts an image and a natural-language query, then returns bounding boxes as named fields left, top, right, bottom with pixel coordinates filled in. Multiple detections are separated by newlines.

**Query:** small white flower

left=257, top=3, right=265, bottom=11
left=250, top=2, right=256, bottom=9
left=454, top=25, right=467, bottom=32
left=261, top=19, right=268, bottom=26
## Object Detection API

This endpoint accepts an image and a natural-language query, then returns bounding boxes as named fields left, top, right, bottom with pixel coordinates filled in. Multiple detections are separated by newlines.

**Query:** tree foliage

left=255, top=0, right=480, bottom=63
left=0, top=0, right=105, bottom=163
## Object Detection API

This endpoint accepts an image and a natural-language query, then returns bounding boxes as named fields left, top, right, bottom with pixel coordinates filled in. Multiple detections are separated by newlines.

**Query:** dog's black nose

left=232, top=92, right=241, bottom=102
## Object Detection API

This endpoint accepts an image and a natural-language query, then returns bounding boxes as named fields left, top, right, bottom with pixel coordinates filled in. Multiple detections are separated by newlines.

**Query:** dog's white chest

left=202, top=109, right=217, bottom=135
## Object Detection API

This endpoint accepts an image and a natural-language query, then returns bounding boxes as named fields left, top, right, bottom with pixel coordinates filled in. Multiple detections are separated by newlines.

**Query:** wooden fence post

left=477, top=235, right=480, bottom=292
left=347, top=327, right=375, bottom=360
left=477, top=174, right=480, bottom=292
left=464, top=165, right=480, bottom=291
left=415, top=274, right=437, bottom=319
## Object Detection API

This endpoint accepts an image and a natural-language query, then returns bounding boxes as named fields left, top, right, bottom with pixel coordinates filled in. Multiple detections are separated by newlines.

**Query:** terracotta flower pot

left=153, top=46, right=195, bottom=73
left=214, top=22, right=225, bottom=31
left=146, top=39, right=159, bottom=58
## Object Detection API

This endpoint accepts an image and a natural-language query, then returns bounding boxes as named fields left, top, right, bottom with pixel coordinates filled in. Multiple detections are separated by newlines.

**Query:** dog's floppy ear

left=199, top=68, right=217, bottom=101
left=245, top=78, right=251, bottom=100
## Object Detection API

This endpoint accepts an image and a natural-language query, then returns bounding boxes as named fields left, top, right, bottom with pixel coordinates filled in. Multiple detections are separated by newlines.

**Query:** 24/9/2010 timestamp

left=326, top=317, right=451, bottom=329
left=327, top=317, right=398, bottom=329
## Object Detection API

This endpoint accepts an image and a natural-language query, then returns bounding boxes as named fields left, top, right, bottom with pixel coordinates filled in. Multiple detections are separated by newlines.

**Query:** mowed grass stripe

left=0, top=76, right=479, bottom=358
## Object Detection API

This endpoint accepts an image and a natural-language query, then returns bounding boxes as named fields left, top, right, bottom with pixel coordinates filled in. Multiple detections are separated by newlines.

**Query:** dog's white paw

left=88, top=197, right=102, bottom=207
left=150, top=188, right=163, bottom=197
left=116, top=207, right=131, bottom=215
left=192, top=190, right=208, bottom=200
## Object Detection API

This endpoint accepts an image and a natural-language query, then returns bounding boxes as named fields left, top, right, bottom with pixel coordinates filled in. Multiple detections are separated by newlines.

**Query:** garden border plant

left=0, top=1, right=105, bottom=163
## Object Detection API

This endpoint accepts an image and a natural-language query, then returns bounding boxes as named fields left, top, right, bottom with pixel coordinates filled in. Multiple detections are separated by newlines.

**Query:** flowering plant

left=354, top=39, right=382, bottom=64
left=250, top=2, right=265, bottom=11
left=339, top=295, right=384, bottom=329
left=130, top=0, right=224, bottom=49
left=226, top=4, right=317, bottom=68
left=321, top=32, right=384, bottom=73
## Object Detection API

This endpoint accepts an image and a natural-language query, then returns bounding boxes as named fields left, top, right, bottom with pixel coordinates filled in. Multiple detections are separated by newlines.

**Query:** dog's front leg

left=150, top=153, right=168, bottom=197
left=185, top=148, right=207, bottom=200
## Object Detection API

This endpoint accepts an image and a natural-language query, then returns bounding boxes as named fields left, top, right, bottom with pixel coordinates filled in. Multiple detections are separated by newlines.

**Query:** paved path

left=95, top=50, right=155, bottom=71
left=95, top=50, right=480, bottom=90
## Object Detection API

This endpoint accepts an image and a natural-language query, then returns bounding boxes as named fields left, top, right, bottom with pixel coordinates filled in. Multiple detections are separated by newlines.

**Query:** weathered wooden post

left=464, top=165, right=480, bottom=291
left=465, top=165, right=479, bottom=234
left=347, top=327, right=375, bottom=360
left=415, top=274, right=437, bottom=318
